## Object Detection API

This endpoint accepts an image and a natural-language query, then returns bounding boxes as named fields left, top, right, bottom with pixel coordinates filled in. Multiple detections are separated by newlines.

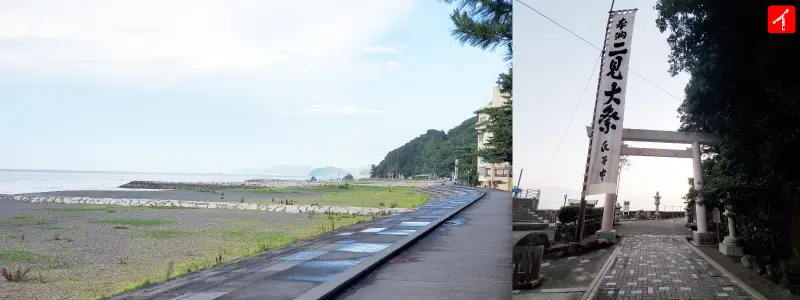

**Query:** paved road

left=589, top=219, right=760, bottom=300
left=107, top=186, right=484, bottom=300
left=333, top=190, right=512, bottom=300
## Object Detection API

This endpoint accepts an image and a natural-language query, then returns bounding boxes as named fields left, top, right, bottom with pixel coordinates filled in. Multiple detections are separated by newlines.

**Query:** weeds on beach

left=1, top=266, right=31, bottom=282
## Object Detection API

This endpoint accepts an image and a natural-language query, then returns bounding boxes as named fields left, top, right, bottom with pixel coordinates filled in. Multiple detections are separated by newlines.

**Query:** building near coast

left=477, top=87, right=512, bottom=191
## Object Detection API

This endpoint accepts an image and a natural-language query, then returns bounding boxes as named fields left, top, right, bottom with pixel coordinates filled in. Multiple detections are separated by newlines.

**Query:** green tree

left=440, top=0, right=512, bottom=61
left=440, top=0, right=512, bottom=91
left=476, top=98, right=512, bottom=164
left=369, top=164, right=377, bottom=178
left=343, top=174, right=354, bottom=181
left=440, top=0, right=513, bottom=164
left=656, top=0, right=800, bottom=256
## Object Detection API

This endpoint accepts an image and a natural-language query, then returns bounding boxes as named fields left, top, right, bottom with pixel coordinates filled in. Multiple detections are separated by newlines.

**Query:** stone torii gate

left=585, top=126, right=721, bottom=245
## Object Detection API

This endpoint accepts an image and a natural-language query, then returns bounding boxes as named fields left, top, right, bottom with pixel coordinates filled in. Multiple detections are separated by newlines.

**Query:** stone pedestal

left=719, top=237, right=743, bottom=256
left=596, top=230, right=617, bottom=243
left=692, top=231, right=716, bottom=246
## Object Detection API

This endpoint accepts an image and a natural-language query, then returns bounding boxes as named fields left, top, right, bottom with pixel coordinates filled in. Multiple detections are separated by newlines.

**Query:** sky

left=0, top=0, right=506, bottom=174
left=514, top=0, right=695, bottom=211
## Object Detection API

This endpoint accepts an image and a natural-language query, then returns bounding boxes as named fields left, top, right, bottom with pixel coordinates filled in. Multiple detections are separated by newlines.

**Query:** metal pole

left=516, top=169, right=524, bottom=187
left=576, top=0, right=616, bottom=242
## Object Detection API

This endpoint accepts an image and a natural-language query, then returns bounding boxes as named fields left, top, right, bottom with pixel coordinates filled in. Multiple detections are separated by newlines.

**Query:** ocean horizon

left=0, top=169, right=313, bottom=195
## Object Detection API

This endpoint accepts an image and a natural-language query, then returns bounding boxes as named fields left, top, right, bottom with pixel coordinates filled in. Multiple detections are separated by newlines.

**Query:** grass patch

left=249, top=184, right=428, bottom=208
left=0, top=214, right=48, bottom=225
left=224, top=188, right=298, bottom=194
left=143, top=230, right=188, bottom=239
left=85, top=213, right=371, bottom=299
left=0, top=248, right=42, bottom=261
left=91, top=219, right=175, bottom=226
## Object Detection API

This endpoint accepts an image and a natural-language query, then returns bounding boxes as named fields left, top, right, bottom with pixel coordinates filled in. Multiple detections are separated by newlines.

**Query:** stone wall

left=2, top=195, right=410, bottom=215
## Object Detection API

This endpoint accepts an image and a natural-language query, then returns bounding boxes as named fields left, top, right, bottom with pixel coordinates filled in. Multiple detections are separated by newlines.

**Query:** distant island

left=239, top=165, right=370, bottom=178
left=309, top=167, right=351, bottom=178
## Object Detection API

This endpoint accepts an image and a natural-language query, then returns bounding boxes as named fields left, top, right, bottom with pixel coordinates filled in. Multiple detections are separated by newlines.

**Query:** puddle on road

left=281, top=251, right=329, bottom=261
left=335, top=240, right=356, bottom=244
left=376, top=229, right=417, bottom=236
left=284, top=258, right=368, bottom=283
left=302, top=258, right=365, bottom=269
left=337, top=232, right=354, bottom=236
left=399, top=221, right=431, bottom=227
left=336, top=243, right=392, bottom=253
left=444, top=218, right=464, bottom=226
left=360, top=228, right=387, bottom=233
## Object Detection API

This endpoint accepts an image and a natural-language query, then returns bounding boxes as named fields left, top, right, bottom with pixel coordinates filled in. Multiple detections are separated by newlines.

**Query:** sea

left=0, top=169, right=309, bottom=195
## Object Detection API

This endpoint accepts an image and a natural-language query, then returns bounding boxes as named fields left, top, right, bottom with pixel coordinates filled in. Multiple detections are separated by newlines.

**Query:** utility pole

left=395, top=151, right=399, bottom=180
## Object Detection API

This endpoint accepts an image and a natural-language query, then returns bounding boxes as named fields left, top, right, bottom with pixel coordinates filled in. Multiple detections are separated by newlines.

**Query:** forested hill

left=371, top=117, right=477, bottom=181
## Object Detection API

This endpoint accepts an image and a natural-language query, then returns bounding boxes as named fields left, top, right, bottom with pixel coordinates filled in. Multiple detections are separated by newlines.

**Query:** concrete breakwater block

left=5, top=195, right=411, bottom=216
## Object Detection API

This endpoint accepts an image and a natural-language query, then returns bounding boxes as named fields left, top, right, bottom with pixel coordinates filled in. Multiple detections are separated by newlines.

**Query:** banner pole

left=576, top=0, right=617, bottom=242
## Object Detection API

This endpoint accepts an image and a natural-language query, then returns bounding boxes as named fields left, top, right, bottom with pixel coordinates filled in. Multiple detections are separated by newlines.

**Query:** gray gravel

left=0, top=198, right=335, bottom=300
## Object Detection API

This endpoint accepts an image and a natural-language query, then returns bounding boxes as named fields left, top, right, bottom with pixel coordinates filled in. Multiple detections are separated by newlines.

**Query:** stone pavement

left=539, top=246, right=617, bottom=290
left=106, top=185, right=483, bottom=300
left=590, top=235, right=758, bottom=300
left=333, top=189, right=512, bottom=300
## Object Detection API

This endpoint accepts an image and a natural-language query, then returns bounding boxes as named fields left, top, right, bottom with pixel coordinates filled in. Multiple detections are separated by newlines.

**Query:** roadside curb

left=580, top=236, right=627, bottom=300
left=294, top=188, right=489, bottom=300
left=682, top=237, right=768, bottom=300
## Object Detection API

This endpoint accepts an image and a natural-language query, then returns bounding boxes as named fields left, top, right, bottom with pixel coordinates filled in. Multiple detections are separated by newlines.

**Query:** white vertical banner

left=454, top=159, right=459, bottom=180
left=586, top=10, right=637, bottom=196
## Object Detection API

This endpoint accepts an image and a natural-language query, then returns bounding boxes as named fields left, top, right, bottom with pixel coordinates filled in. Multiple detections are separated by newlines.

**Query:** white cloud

left=0, top=0, right=414, bottom=82
left=285, top=104, right=385, bottom=117
left=384, top=61, right=401, bottom=73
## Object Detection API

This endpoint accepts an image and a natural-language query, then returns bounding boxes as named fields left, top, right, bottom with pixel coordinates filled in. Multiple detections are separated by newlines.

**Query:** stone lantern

left=654, top=191, right=662, bottom=219
left=719, top=205, right=744, bottom=256
left=683, top=196, right=692, bottom=224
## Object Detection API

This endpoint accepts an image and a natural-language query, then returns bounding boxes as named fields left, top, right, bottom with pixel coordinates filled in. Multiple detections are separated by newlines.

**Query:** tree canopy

left=440, top=0, right=513, bottom=165
left=656, top=0, right=799, bottom=256
left=370, top=117, right=479, bottom=184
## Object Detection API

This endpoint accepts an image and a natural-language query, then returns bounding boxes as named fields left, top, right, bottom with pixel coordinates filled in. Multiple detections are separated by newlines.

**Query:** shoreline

left=2, top=194, right=411, bottom=215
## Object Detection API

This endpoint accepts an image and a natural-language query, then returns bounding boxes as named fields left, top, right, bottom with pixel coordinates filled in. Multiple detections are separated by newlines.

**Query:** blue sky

left=514, top=0, right=694, bottom=210
left=0, top=0, right=506, bottom=174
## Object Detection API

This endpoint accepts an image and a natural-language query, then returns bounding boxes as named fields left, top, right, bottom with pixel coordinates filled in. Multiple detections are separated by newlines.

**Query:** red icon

left=768, top=5, right=795, bottom=34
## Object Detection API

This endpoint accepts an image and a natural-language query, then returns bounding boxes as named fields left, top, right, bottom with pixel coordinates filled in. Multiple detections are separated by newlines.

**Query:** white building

left=477, top=87, right=512, bottom=191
